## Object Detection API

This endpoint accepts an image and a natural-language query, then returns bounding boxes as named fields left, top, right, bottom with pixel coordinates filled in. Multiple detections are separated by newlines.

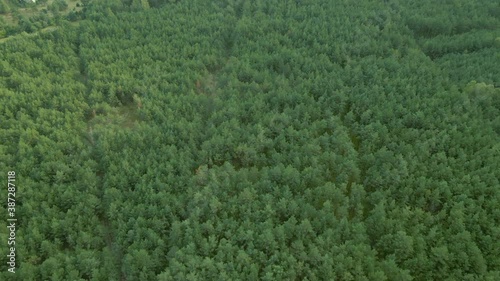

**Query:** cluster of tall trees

left=1, top=0, right=499, bottom=280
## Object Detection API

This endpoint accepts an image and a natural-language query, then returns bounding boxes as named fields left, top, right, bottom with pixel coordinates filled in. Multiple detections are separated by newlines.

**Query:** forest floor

left=86, top=103, right=142, bottom=138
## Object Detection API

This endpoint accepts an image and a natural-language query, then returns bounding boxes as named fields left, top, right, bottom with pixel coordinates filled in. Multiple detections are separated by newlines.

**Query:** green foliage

left=0, top=0, right=10, bottom=15
left=1, top=0, right=499, bottom=280
left=49, top=0, right=69, bottom=13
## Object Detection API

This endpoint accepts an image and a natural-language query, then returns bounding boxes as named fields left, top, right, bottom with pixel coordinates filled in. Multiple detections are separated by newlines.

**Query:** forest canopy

left=0, top=0, right=499, bottom=280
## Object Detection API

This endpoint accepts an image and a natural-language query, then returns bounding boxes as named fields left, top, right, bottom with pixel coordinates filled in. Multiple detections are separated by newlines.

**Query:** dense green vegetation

left=1, top=0, right=499, bottom=280
left=0, top=0, right=84, bottom=40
